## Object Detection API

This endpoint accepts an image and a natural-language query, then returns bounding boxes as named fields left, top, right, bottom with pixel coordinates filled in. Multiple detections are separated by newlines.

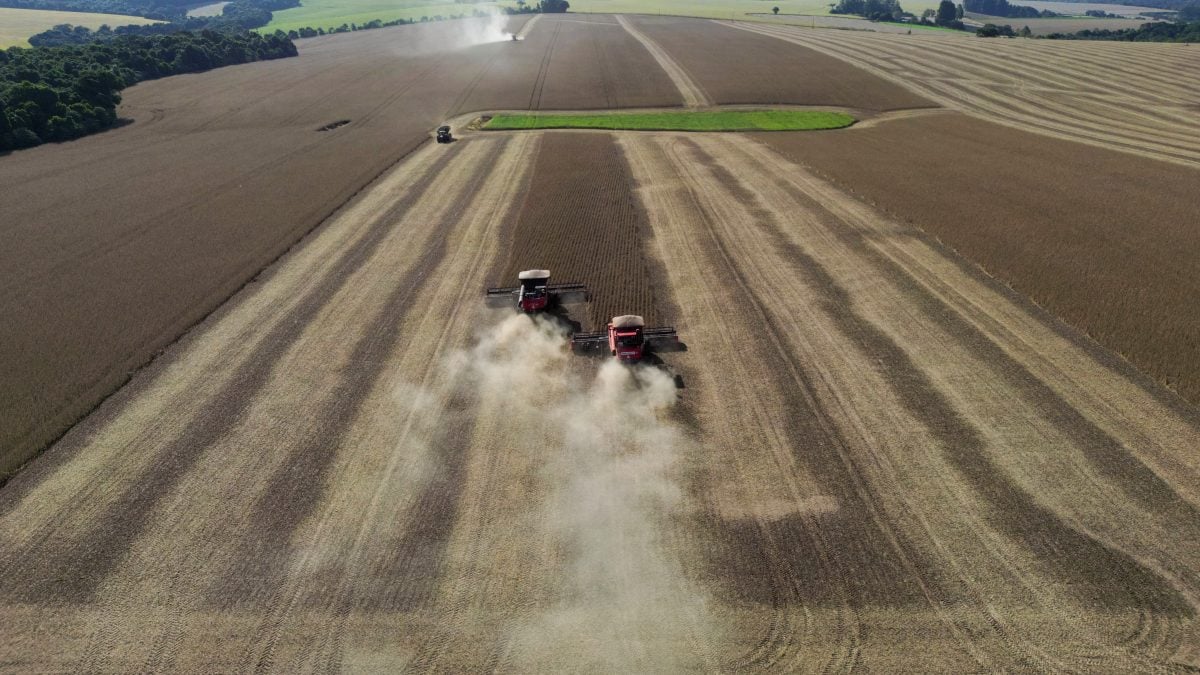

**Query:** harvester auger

left=485, top=269, right=589, bottom=313
left=571, top=315, right=681, bottom=363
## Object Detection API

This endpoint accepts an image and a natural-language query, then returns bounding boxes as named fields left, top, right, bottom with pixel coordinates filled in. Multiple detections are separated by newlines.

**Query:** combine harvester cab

left=485, top=269, right=589, bottom=313
left=571, top=315, right=680, bottom=362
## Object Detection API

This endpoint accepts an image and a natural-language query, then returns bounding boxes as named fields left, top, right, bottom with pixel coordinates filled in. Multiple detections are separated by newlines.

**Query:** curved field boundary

left=723, top=20, right=1200, bottom=168
left=486, top=109, right=855, bottom=131
left=614, top=14, right=711, bottom=107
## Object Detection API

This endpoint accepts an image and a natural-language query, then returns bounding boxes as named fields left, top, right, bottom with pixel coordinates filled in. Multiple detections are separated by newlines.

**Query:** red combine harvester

left=485, top=269, right=589, bottom=313
left=571, top=315, right=679, bottom=362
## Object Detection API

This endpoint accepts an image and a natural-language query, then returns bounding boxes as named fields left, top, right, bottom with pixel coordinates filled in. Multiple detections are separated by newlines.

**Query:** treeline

left=0, top=0, right=188, bottom=21
left=504, top=0, right=569, bottom=12
left=27, top=0, right=299, bottom=46
left=963, top=0, right=1055, bottom=18
left=830, top=0, right=905, bottom=20
left=831, top=0, right=970, bottom=27
left=1, top=31, right=296, bottom=151
left=1045, top=17, right=1200, bottom=39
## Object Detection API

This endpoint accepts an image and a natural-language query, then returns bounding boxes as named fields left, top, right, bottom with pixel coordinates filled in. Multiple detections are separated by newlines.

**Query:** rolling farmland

left=728, top=20, right=1200, bottom=167
left=0, top=7, right=159, bottom=47
left=3, top=12, right=1200, bottom=671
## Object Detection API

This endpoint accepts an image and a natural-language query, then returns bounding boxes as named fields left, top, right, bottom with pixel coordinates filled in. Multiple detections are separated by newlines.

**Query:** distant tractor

left=436, top=125, right=453, bottom=143
left=571, top=315, right=680, bottom=363
left=486, top=269, right=589, bottom=313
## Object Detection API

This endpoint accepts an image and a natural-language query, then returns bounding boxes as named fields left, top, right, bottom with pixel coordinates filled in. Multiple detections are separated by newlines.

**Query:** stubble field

left=2, top=13, right=1200, bottom=672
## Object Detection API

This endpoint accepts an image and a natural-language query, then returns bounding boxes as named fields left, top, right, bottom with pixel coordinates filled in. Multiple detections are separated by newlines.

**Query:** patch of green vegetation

left=0, top=7, right=159, bottom=48
left=485, top=109, right=856, bottom=132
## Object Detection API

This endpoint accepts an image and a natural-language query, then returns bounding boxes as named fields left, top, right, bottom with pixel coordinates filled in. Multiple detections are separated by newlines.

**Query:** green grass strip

left=484, top=110, right=856, bottom=132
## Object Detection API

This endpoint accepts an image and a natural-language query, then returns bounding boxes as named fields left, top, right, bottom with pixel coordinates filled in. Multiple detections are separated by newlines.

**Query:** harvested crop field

left=495, top=133, right=663, bottom=329
left=4, top=11, right=1200, bottom=671
left=730, top=21, right=1200, bottom=167
left=627, top=15, right=935, bottom=110
left=965, top=13, right=1159, bottom=35
left=0, top=12, right=687, bottom=476
left=3, top=127, right=1199, bottom=670
left=756, top=112, right=1200, bottom=403
left=452, top=13, right=684, bottom=113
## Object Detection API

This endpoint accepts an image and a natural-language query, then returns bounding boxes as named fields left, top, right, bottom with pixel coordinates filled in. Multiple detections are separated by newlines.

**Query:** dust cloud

left=385, top=10, right=515, bottom=57
left=447, top=313, right=717, bottom=670
left=442, top=10, right=513, bottom=50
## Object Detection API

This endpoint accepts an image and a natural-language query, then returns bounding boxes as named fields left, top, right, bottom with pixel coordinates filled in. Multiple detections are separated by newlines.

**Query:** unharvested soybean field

left=2, top=13, right=1200, bottom=671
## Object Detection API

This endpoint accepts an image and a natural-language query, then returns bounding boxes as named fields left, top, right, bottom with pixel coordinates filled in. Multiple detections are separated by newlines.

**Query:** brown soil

left=628, top=15, right=934, bottom=111
left=756, top=112, right=1200, bottom=404
left=452, top=13, right=684, bottom=114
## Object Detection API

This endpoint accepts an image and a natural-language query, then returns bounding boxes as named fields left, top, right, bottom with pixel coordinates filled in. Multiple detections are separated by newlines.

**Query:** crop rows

left=758, top=112, right=1200, bottom=404
left=497, top=132, right=663, bottom=329
left=730, top=21, right=1200, bottom=167
left=452, top=13, right=683, bottom=114
left=0, top=13, right=678, bottom=475
left=629, top=15, right=933, bottom=111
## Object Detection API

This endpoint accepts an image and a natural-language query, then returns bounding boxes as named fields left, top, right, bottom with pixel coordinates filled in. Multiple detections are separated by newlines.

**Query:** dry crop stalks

left=622, top=130, right=1200, bottom=670
left=496, top=132, right=664, bottom=330
left=728, top=21, right=1200, bottom=168
left=629, top=15, right=932, bottom=111
left=0, top=13, right=680, bottom=479
left=758, top=112, right=1200, bottom=404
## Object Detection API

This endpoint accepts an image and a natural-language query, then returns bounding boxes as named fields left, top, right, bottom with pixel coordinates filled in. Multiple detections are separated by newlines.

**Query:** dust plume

left=385, top=11, right=515, bottom=57
left=447, top=313, right=716, bottom=670
left=442, top=10, right=513, bottom=50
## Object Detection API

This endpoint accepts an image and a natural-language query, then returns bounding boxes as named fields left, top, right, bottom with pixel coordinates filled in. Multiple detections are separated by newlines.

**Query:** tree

left=538, top=0, right=569, bottom=12
left=1019, top=24, right=1031, bottom=36
left=773, top=6, right=780, bottom=14
left=936, top=0, right=957, bottom=24
left=955, top=2, right=964, bottom=18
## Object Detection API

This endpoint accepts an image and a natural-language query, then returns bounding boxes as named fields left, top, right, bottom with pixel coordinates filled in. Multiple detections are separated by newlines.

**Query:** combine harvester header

left=571, top=315, right=680, bottom=363
left=485, top=269, right=588, bottom=313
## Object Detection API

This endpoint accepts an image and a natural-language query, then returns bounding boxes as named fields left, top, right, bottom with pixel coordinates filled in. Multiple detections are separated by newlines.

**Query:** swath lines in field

left=625, top=129, right=1200, bottom=670
left=726, top=21, right=1200, bottom=168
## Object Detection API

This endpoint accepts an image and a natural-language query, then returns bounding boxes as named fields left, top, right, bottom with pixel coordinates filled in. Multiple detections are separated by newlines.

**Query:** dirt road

left=2, top=125, right=1198, bottom=670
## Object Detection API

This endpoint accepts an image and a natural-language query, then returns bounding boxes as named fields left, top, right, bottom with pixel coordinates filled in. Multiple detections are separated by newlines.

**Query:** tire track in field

left=615, top=15, right=711, bottom=108
left=528, top=17, right=562, bottom=110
